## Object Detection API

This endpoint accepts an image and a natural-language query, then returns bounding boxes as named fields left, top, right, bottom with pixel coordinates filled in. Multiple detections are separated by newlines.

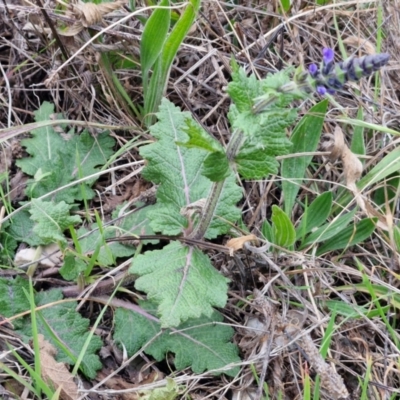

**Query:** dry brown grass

left=1, top=0, right=400, bottom=399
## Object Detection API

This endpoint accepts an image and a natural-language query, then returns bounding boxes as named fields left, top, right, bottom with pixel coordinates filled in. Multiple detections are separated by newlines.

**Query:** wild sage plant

left=0, top=48, right=388, bottom=380
left=130, top=49, right=390, bottom=331
left=110, top=50, right=393, bottom=381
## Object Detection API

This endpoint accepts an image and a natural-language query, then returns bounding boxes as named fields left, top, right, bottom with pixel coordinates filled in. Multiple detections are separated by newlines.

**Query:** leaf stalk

left=189, top=130, right=244, bottom=240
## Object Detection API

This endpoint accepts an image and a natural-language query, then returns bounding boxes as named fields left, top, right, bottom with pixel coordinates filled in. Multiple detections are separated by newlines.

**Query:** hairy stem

left=189, top=130, right=244, bottom=240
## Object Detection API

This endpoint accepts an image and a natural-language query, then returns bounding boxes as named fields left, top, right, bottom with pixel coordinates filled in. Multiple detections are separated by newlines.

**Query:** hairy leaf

left=226, top=62, right=262, bottom=112
left=17, top=289, right=102, bottom=378
left=16, top=102, right=115, bottom=203
left=179, top=118, right=224, bottom=153
left=114, top=307, right=240, bottom=376
left=0, top=277, right=30, bottom=329
left=59, top=254, right=87, bottom=281
left=235, top=145, right=279, bottom=179
left=7, top=209, right=42, bottom=246
left=130, top=241, right=229, bottom=327
left=0, top=230, right=17, bottom=265
left=141, top=99, right=241, bottom=238
left=202, top=152, right=230, bottom=182
left=227, top=65, right=316, bottom=180
left=30, top=199, right=81, bottom=245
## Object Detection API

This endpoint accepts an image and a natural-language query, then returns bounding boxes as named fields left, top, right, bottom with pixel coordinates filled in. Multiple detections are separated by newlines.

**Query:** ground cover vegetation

left=0, top=0, right=399, bottom=399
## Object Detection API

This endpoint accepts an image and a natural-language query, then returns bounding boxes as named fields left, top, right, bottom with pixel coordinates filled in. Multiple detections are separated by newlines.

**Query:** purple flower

left=322, top=48, right=335, bottom=64
left=308, top=63, right=318, bottom=77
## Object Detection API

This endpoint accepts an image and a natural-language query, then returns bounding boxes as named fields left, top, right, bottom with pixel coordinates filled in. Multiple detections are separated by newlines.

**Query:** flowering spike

left=251, top=48, right=389, bottom=113
left=310, top=48, right=389, bottom=95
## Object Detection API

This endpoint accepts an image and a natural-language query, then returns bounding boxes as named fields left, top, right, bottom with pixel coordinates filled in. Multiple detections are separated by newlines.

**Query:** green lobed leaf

left=59, top=254, right=87, bottom=281
left=235, top=145, right=279, bottom=179
left=59, top=205, right=157, bottom=280
left=281, top=100, right=328, bottom=215
left=296, top=192, right=333, bottom=239
left=226, top=61, right=262, bottom=113
left=208, top=173, right=242, bottom=239
left=271, top=205, right=296, bottom=248
left=16, top=289, right=102, bottom=378
left=114, top=307, right=240, bottom=376
left=76, top=225, right=135, bottom=268
left=7, top=209, right=49, bottom=247
left=178, top=118, right=224, bottom=153
left=229, top=107, right=296, bottom=151
left=0, top=229, right=17, bottom=265
left=29, top=199, right=81, bottom=245
left=202, top=152, right=230, bottom=182
left=0, top=277, right=30, bottom=329
left=141, top=99, right=241, bottom=238
left=316, top=218, right=376, bottom=255
left=16, top=102, right=115, bottom=203
left=130, top=241, right=229, bottom=327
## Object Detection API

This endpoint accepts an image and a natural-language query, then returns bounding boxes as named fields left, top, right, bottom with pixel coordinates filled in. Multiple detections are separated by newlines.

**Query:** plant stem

left=189, top=130, right=244, bottom=240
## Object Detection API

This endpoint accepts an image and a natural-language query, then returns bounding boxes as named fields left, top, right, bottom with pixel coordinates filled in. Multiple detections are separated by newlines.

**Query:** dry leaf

left=332, top=127, right=363, bottom=189
left=343, top=36, right=376, bottom=55
left=14, top=243, right=62, bottom=268
left=60, top=1, right=126, bottom=36
left=38, top=334, right=79, bottom=400
left=73, top=1, right=126, bottom=27
left=327, top=126, right=387, bottom=229
left=226, top=234, right=258, bottom=255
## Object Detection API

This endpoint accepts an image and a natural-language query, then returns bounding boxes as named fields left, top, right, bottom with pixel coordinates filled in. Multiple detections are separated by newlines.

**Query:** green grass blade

left=350, top=107, right=366, bottom=160
left=296, top=191, right=332, bottom=240
left=282, top=99, right=328, bottom=215
left=98, top=53, right=141, bottom=119
left=7, top=342, right=56, bottom=398
left=279, top=0, right=291, bottom=12
left=336, top=117, right=400, bottom=136
left=335, top=147, right=400, bottom=211
left=316, top=218, right=376, bottom=255
left=144, top=0, right=200, bottom=126
left=314, top=311, right=336, bottom=400
left=300, top=208, right=356, bottom=248
left=141, top=0, right=171, bottom=95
